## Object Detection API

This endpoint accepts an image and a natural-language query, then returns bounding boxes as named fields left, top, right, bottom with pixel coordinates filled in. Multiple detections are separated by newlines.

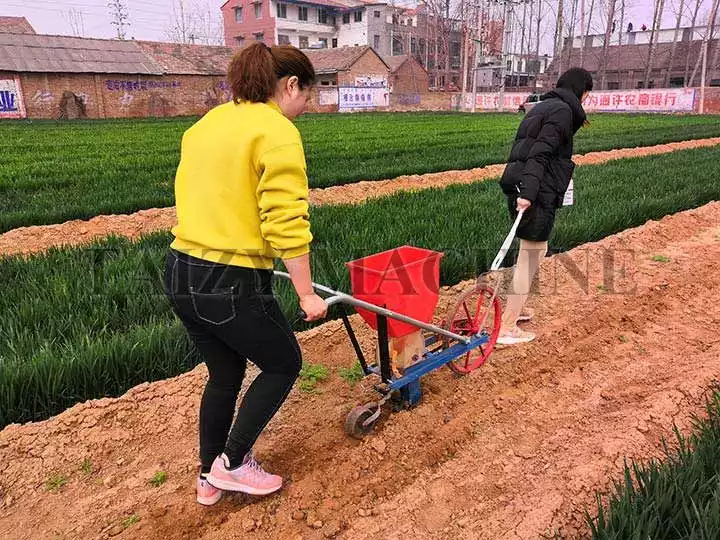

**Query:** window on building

left=331, top=16, right=336, bottom=25
left=299, top=35, right=309, bottom=48
left=373, top=34, right=380, bottom=50
left=278, top=34, right=290, bottom=45
left=607, top=81, right=620, bottom=90
left=392, top=36, right=404, bottom=55
left=411, top=37, right=417, bottom=54
left=254, top=32, right=264, bottom=41
left=235, top=36, right=245, bottom=45
left=507, top=60, right=512, bottom=72
left=627, top=33, right=636, bottom=45
left=234, top=7, right=243, bottom=22
left=711, top=79, right=720, bottom=87
left=319, top=37, right=328, bottom=48
left=254, top=3, right=262, bottom=19
left=321, top=80, right=331, bottom=85
left=298, top=6, right=308, bottom=20
left=354, top=11, right=362, bottom=22
left=343, top=12, right=350, bottom=24
left=669, top=76, right=685, bottom=87
left=392, top=14, right=399, bottom=24
left=277, top=3, right=287, bottom=18
left=318, top=8, right=327, bottom=23
left=332, top=38, right=338, bottom=48
left=374, top=10, right=381, bottom=17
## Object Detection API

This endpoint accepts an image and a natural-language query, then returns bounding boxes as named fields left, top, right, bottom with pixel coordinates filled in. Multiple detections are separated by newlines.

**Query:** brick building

left=0, top=32, right=233, bottom=119
left=0, top=28, right=401, bottom=119
left=384, top=54, right=428, bottom=94
left=221, top=0, right=485, bottom=90
left=547, top=26, right=720, bottom=90
left=304, top=45, right=389, bottom=86
left=303, top=45, right=391, bottom=112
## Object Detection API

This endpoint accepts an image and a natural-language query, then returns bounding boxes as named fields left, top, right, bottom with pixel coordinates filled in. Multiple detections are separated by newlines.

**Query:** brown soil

left=2, top=137, right=719, bottom=259
left=2, top=202, right=720, bottom=539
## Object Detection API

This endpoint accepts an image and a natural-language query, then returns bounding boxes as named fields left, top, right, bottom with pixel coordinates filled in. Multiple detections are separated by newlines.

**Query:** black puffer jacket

left=500, top=88, right=587, bottom=207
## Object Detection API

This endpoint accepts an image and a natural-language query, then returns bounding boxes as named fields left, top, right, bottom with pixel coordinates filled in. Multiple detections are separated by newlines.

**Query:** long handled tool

left=474, top=209, right=525, bottom=332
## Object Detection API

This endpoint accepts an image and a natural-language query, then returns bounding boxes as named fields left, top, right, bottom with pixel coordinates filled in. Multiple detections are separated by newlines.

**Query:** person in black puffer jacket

left=497, top=68, right=593, bottom=345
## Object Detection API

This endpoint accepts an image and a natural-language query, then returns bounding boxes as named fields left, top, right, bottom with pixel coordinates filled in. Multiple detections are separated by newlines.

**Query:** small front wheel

left=345, top=404, right=378, bottom=439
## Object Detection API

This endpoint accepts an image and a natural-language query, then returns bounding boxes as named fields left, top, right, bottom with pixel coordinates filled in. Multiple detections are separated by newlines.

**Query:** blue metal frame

left=388, top=333, right=489, bottom=391
left=360, top=332, right=490, bottom=389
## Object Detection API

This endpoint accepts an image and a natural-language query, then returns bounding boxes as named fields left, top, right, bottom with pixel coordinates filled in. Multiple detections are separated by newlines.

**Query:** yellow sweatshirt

left=171, top=100, right=312, bottom=269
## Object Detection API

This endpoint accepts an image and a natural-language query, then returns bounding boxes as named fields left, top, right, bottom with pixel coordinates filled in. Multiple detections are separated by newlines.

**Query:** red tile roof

left=135, top=41, right=233, bottom=75
left=304, top=45, right=389, bottom=73
left=0, top=16, right=35, bottom=34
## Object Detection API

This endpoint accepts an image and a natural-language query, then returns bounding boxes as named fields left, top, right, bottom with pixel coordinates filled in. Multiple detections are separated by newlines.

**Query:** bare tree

left=579, top=0, right=596, bottom=66
left=107, top=0, right=130, bottom=40
left=689, top=0, right=719, bottom=86
left=535, top=0, right=544, bottom=86
left=64, top=8, right=86, bottom=37
left=643, top=0, right=666, bottom=87
left=554, top=0, right=566, bottom=76
left=597, top=0, right=618, bottom=88
left=564, top=0, right=579, bottom=73
left=684, top=0, right=703, bottom=85
left=618, top=0, right=625, bottom=45
left=516, top=0, right=529, bottom=86
left=166, top=0, right=224, bottom=45
left=664, top=0, right=686, bottom=86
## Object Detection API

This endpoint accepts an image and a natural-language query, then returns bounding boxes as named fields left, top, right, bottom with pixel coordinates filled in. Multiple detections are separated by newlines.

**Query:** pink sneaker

left=206, top=453, right=283, bottom=496
left=196, top=476, right=223, bottom=506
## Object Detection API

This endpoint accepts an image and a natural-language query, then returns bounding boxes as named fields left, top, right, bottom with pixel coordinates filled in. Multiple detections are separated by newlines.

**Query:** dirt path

left=2, top=202, right=720, bottom=540
left=2, top=137, right=719, bottom=258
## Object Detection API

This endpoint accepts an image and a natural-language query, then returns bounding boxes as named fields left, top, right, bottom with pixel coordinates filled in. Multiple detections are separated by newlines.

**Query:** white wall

left=336, top=9, right=370, bottom=47
left=570, top=25, right=709, bottom=49
left=272, top=0, right=336, bottom=48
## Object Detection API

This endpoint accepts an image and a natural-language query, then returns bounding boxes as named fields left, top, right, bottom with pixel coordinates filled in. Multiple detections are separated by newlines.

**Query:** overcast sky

left=1, top=0, right=711, bottom=51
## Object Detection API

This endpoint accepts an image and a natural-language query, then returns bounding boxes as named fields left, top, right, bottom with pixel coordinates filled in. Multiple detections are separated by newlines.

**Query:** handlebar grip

left=297, top=309, right=307, bottom=321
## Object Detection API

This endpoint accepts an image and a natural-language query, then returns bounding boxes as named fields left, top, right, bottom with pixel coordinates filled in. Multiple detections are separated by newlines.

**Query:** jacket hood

left=541, top=88, right=587, bottom=133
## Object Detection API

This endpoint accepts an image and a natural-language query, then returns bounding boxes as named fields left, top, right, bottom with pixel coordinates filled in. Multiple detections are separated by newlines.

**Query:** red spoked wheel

left=444, top=285, right=502, bottom=375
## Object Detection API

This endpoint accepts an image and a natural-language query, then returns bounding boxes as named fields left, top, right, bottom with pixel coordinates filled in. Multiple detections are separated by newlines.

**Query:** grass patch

left=45, top=473, right=68, bottom=492
left=338, top=362, right=365, bottom=387
left=651, top=255, right=671, bottom=263
left=587, top=390, right=720, bottom=539
left=299, top=363, right=330, bottom=393
left=149, top=471, right=167, bottom=487
left=122, top=514, right=140, bottom=529
left=80, top=458, right=93, bottom=475
left=1, top=146, right=720, bottom=426
left=3, top=113, right=720, bottom=231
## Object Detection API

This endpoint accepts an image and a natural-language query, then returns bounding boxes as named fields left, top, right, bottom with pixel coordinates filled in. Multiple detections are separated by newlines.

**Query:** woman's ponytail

left=228, top=42, right=278, bottom=104
left=228, top=43, right=316, bottom=104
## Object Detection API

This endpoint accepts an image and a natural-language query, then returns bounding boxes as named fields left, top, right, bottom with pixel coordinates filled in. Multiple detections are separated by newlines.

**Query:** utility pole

left=555, top=0, right=565, bottom=78
left=700, top=40, right=708, bottom=113
left=498, top=0, right=512, bottom=112
left=461, top=0, right=469, bottom=95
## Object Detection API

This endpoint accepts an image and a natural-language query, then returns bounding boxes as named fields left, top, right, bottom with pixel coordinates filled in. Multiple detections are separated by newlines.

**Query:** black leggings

left=163, top=250, right=302, bottom=470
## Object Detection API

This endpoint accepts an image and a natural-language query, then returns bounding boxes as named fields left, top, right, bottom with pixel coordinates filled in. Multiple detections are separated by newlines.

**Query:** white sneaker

left=497, top=327, right=536, bottom=345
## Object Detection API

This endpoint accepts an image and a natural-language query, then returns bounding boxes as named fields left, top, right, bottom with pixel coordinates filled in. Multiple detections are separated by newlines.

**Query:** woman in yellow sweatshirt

left=163, top=43, right=327, bottom=505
